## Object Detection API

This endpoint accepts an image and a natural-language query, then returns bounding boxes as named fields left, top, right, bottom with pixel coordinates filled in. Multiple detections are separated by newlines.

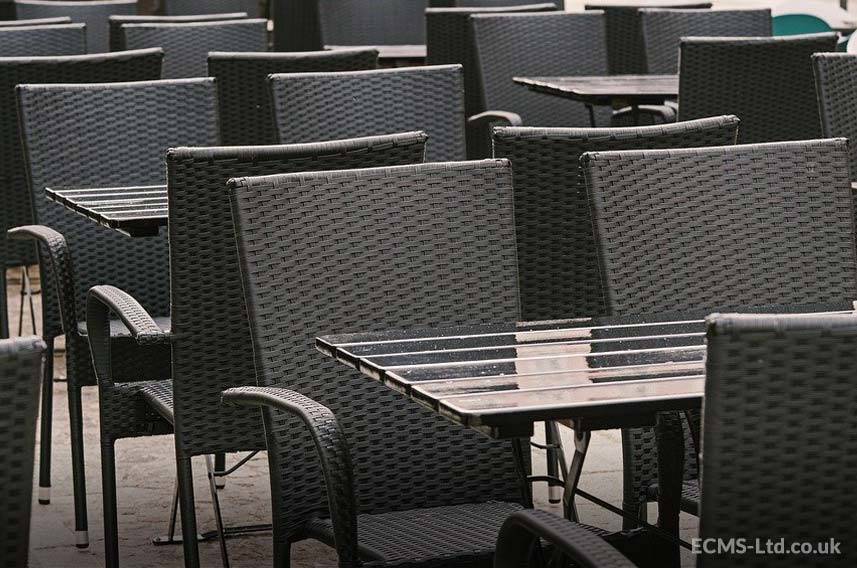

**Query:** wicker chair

left=640, top=8, right=772, bottom=74
left=431, top=0, right=562, bottom=6
left=584, top=3, right=711, bottom=75
left=121, top=18, right=267, bottom=78
left=214, top=159, right=529, bottom=568
left=0, top=336, right=45, bottom=568
left=86, top=131, right=428, bottom=568
left=0, top=15, right=70, bottom=25
left=208, top=49, right=378, bottom=145
left=109, top=12, right=248, bottom=51
left=273, top=0, right=428, bottom=52
left=164, top=0, right=261, bottom=17
left=678, top=33, right=838, bottom=143
left=14, top=0, right=138, bottom=53
left=0, top=22, right=84, bottom=56
left=812, top=53, right=857, bottom=178
left=269, top=65, right=467, bottom=161
left=580, top=138, right=857, bottom=527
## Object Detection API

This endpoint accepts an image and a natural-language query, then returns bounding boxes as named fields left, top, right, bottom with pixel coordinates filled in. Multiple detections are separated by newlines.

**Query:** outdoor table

left=514, top=74, right=679, bottom=126
left=45, top=184, right=167, bottom=238
left=326, top=44, right=426, bottom=68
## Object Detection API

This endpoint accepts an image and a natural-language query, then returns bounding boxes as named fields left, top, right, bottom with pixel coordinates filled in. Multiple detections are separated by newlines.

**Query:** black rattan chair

left=0, top=22, right=84, bottom=55
left=584, top=3, right=711, bottom=75
left=581, top=138, right=857, bottom=525
left=677, top=33, right=838, bottom=143
left=0, top=15, right=70, bottom=25
left=109, top=12, right=248, bottom=51
left=812, top=53, right=857, bottom=178
left=0, top=336, right=45, bottom=568
left=15, top=0, right=138, bottom=53
left=85, top=132, right=429, bottom=567
left=431, top=0, right=562, bottom=6
left=164, top=0, right=261, bottom=17
left=122, top=18, right=268, bottom=78
left=269, top=65, right=467, bottom=161
left=208, top=49, right=378, bottom=145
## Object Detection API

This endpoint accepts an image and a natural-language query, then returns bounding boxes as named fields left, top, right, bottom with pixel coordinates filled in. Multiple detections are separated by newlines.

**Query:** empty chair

left=471, top=12, right=611, bottom=128
left=425, top=3, right=557, bottom=120
left=585, top=3, right=711, bottom=74
left=15, top=0, right=138, bottom=53
left=108, top=12, right=248, bottom=51
left=678, top=33, right=838, bottom=143
left=0, top=22, right=84, bottom=56
left=0, top=336, right=44, bottom=568
left=87, top=131, right=428, bottom=568
left=164, top=0, right=261, bottom=17
left=0, top=16, right=71, bottom=25
left=122, top=18, right=267, bottom=78
left=431, top=0, right=562, bottom=6
left=813, top=53, right=857, bottom=178
left=209, top=49, right=378, bottom=145
left=640, top=8, right=772, bottom=74
left=269, top=65, right=466, bottom=161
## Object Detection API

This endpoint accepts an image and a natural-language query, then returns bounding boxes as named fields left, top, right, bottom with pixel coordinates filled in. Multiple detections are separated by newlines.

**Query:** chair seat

left=139, top=380, right=174, bottom=423
left=77, top=315, right=171, bottom=337
left=646, top=479, right=699, bottom=515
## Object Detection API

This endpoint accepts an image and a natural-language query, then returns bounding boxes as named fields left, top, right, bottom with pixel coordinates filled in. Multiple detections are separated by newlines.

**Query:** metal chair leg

left=177, top=457, right=201, bottom=568
left=38, top=340, right=53, bottom=504
left=545, top=421, right=567, bottom=503
left=206, top=455, right=230, bottom=568
left=214, top=452, right=226, bottom=489
left=101, top=439, right=120, bottom=568
left=24, top=265, right=36, bottom=334
left=68, top=385, right=89, bottom=548
left=17, top=266, right=25, bottom=336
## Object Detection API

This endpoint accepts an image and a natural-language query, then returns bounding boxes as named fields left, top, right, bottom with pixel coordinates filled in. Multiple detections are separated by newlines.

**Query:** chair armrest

left=494, top=510, right=637, bottom=568
left=86, top=285, right=168, bottom=384
left=466, top=110, right=524, bottom=159
left=8, top=224, right=77, bottom=334
left=222, top=386, right=358, bottom=565
left=611, top=104, right=677, bottom=125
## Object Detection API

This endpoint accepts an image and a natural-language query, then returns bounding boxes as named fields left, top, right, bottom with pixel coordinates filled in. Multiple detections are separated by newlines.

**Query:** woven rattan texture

left=431, top=0, right=562, bottom=6
left=319, top=0, right=428, bottom=45
left=229, top=160, right=526, bottom=551
left=0, top=23, right=85, bottom=56
left=0, top=16, right=72, bottom=26
left=209, top=49, right=378, bottom=146
left=471, top=12, right=611, bottom=127
left=812, top=53, right=857, bottom=178
left=640, top=8, right=771, bottom=74
left=426, top=4, right=557, bottom=119
left=0, top=336, right=43, bottom=568
left=15, top=0, right=138, bottom=53
left=108, top=13, right=249, bottom=51
left=123, top=19, right=268, bottom=79
left=678, top=34, right=838, bottom=144
left=270, top=65, right=466, bottom=161
left=166, top=132, right=427, bottom=457
left=1, top=49, right=162, bottom=340
left=164, top=0, right=261, bottom=17
left=701, top=313, right=857, bottom=567
left=493, top=115, right=739, bottom=321
left=584, top=3, right=711, bottom=75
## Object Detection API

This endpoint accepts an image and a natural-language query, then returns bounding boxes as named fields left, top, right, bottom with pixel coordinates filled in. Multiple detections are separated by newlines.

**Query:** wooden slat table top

left=514, top=74, right=679, bottom=106
left=45, top=184, right=167, bottom=238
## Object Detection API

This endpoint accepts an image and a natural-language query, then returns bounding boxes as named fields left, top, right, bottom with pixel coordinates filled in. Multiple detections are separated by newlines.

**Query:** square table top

left=514, top=75, right=679, bottom=106
left=45, top=184, right=167, bottom=238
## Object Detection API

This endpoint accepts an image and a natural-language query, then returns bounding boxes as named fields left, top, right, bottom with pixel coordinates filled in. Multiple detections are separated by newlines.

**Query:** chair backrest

left=678, top=33, right=838, bottom=143
left=0, top=49, right=162, bottom=338
left=228, top=159, right=524, bottom=535
left=0, top=16, right=71, bottom=26
left=584, top=3, right=711, bottom=74
left=582, top=138, right=857, bottom=317
left=431, top=0, right=563, bottom=6
left=269, top=65, right=466, bottom=161
left=17, top=77, right=218, bottom=334
left=471, top=12, right=609, bottom=127
left=812, top=53, right=857, bottom=179
left=0, top=336, right=44, bottom=568
left=640, top=8, right=771, bottom=74
left=109, top=12, right=248, bottom=51
left=772, top=13, right=832, bottom=36
left=15, top=0, right=138, bottom=53
left=208, top=48, right=378, bottom=145
left=164, top=0, right=261, bottom=17
left=122, top=19, right=267, bottom=78
left=701, top=312, right=857, bottom=567
left=0, top=22, right=85, bottom=56
left=492, top=115, right=740, bottom=321
left=166, top=132, right=428, bottom=458
left=426, top=3, right=558, bottom=119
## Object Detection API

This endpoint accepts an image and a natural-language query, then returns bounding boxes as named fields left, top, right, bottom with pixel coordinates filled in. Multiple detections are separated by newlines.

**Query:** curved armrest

left=466, top=110, right=524, bottom=159
left=86, top=285, right=168, bottom=384
left=494, top=510, right=636, bottom=568
left=612, top=104, right=677, bottom=125
left=222, top=386, right=358, bottom=565
left=8, top=225, right=77, bottom=334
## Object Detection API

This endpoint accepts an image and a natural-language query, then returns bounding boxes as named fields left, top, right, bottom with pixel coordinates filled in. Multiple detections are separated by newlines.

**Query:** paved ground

left=9, top=268, right=698, bottom=567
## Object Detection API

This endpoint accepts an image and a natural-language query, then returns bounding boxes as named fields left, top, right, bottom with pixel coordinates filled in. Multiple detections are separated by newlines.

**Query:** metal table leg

left=562, top=429, right=591, bottom=521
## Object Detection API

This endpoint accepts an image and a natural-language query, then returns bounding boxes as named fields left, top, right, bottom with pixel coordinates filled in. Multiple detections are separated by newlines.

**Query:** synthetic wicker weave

left=425, top=3, right=558, bottom=119
left=269, top=65, right=467, bottom=161
left=208, top=49, right=378, bottom=145
left=471, top=12, right=611, bottom=127
left=812, top=53, right=857, bottom=178
left=228, top=160, right=528, bottom=566
left=108, top=12, right=249, bottom=51
left=164, top=0, right=261, bottom=17
left=677, top=34, right=838, bottom=143
left=492, top=115, right=740, bottom=322
left=431, top=0, right=562, bottom=6
left=0, top=16, right=71, bottom=25
left=701, top=312, right=857, bottom=567
left=14, top=0, right=138, bottom=53
left=639, top=8, right=771, bottom=74
left=0, top=22, right=85, bottom=56
left=0, top=336, right=44, bottom=568
left=122, top=19, right=268, bottom=79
